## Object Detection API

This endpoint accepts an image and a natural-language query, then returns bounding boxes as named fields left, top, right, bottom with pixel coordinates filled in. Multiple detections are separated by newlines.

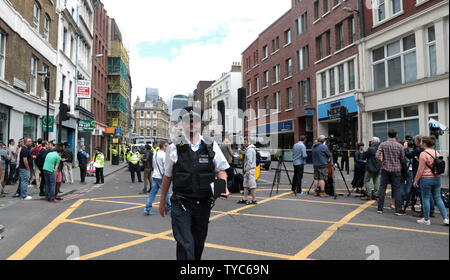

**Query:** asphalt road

left=0, top=166, right=448, bottom=260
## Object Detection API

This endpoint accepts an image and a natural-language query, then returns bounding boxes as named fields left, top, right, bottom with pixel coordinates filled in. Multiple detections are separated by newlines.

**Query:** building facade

left=0, top=0, right=58, bottom=143
left=358, top=0, right=449, bottom=163
left=193, top=80, right=215, bottom=115
left=134, top=96, right=169, bottom=145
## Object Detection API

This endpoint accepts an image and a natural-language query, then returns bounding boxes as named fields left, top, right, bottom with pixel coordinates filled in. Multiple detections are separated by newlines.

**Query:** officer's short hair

left=159, top=141, right=167, bottom=149
left=145, top=144, right=151, bottom=150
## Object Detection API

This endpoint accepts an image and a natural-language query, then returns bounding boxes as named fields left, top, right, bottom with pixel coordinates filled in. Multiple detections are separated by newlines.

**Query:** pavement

left=0, top=161, right=127, bottom=211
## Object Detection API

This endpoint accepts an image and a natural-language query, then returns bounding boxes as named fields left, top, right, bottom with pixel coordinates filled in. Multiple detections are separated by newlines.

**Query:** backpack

left=424, top=150, right=446, bottom=175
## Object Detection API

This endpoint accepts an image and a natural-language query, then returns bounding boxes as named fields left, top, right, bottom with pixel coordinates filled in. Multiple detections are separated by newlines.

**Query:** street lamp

left=37, top=71, right=51, bottom=141
left=343, top=4, right=364, bottom=40
left=343, top=7, right=359, bottom=13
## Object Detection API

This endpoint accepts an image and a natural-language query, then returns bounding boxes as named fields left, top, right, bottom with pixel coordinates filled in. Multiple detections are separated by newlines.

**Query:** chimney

left=231, top=62, right=241, bottom=72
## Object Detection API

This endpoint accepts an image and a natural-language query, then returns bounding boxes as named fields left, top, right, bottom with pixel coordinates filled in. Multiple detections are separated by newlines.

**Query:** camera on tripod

left=405, top=135, right=415, bottom=149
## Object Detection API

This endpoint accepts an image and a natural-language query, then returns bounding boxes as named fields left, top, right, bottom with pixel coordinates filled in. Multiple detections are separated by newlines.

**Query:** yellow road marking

left=7, top=199, right=86, bottom=260
left=346, top=222, right=449, bottom=236
left=70, top=206, right=143, bottom=221
left=89, top=199, right=146, bottom=206
left=289, top=199, right=376, bottom=260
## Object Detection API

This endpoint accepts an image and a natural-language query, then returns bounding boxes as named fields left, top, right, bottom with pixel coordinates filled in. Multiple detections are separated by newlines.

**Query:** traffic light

left=237, top=88, right=246, bottom=111
left=430, top=122, right=442, bottom=138
left=60, top=103, right=70, bottom=122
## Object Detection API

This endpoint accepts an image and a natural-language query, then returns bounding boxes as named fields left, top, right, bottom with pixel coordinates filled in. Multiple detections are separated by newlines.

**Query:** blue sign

left=115, top=126, right=122, bottom=136
left=305, top=109, right=315, bottom=116
left=257, top=120, right=293, bottom=134
left=318, top=96, right=358, bottom=120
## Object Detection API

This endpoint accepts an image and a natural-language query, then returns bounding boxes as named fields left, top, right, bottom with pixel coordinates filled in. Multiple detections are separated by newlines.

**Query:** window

left=287, top=88, right=293, bottom=110
left=323, top=0, right=330, bottom=14
left=153, top=112, right=157, bottom=118
left=70, top=37, right=74, bottom=59
left=372, top=106, right=419, bottom=142
left=141, top=111, right=144, bottom=118
left=297, top=45, right=309, bottom=71
left=263, top=45, right=268, bottom=59
left=286, top=58, right=292, bottom=77
left=248, top=103, right=252, bottom=120
left=30, top=56, right=38, bottom=95
left=284, top=29, right=291, bottom=45
left=321, top=72, right=327, bottom=99
left=273, top=64, right=280, bottom=84
left=274, top=92, right=281, bottom=112
left=247, top=80, right=252, bottom=96
left=371, top=34, right=417, bottom=90
left=41, top=64, right=48, bottom=99
left=348, top=60, right=355, bottom=90
left=296, top=13, right=308, bottom=35
left=146, top=120, right=151, bottom=126
left=391, top=0, right=401, bottom=15
left=337, top=23, right=344, bottom=50
left=376, top=0, right=386, bottom=22
left=349, top=16, right=355, bottom=44
left=265, top=96, right=270, bottom=115
left=334, top=0, right=341, bottom=6
left=314, top=1, right=320, bottom=20
left=329, top=69, right=335, bottom=96
left=427, top=26, right=437, bottom=76
left=317, top=36, right=323, bottom=60
left=23, top=113, right=37, bottom=140
left=140, top=129, right=144, bottom=136
left=153, top=120, right=157, bottom=128
left=147, top=129, right=150, bottom=137
left=263, top=71, right=269, bottom=88
left=326, top=30, right=331, bottom=56
left=63, top=29, right=67, bottom=53
left=255, top=76, right=259, bottom=93
left=43, top=15, right=50, bottom=41
left=255, top=100, right=260, bottom=119
left=0, top=31, right=5, bottom=79
left=298, top=79, right=311, bottom=107
left=33, top=2, right=41, bottom=31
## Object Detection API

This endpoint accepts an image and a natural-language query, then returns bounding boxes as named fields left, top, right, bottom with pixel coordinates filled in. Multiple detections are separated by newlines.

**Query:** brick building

left=0, top=0, right=58, bottom=143
left=242, top=0, right=363, bottom=152
left=90, top=0, right=109, bottom=152
left=358, top=0, right=449, bottom=161
left=133, top=95, right=169, bottom=145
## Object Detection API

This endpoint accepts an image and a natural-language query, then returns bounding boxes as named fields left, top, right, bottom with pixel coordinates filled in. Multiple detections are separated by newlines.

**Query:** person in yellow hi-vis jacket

left=127, top=146, right=142, bottom=183
left=93, top=147, right=104, bottom=184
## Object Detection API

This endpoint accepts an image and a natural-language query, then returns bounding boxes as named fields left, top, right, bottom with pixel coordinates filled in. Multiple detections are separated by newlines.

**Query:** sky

left=101, top=0, right=292, bottom=105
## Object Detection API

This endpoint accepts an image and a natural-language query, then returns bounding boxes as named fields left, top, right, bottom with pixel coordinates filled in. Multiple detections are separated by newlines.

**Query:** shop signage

left=112, top=138, right=119, bottom=143
left=112, top=118, right=119, bottom=127
left=13, top=77, right=27, bottom=91
left=77, top=80, right=91, bottom=99
left=115, top=126, right=122, bottom=136
left=42, top=116, right=54, bottom=133
left=318, top=96, right=358, bottom=120
left=104, top=127, right=116, bottom=134
left=256, top=120, right=294, bottom=134
left=78, top=120, right=95, bottom=132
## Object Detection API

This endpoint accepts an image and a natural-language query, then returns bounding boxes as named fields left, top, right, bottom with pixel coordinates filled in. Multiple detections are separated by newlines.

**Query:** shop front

left=0, top=103, right=10, bottom=144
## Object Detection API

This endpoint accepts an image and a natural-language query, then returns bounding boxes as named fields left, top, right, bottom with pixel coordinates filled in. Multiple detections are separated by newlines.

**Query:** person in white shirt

left=158, top=106, right=230, bottom=260
left=144, top=141, right=169, bottom=216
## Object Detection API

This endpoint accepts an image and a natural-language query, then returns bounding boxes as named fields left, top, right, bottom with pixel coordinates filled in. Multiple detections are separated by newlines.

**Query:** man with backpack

left=362, top=137, right=381, bottom=200
left=140, top=144, right=153, bottom=194
left=237, top=137, right=258, bottom=205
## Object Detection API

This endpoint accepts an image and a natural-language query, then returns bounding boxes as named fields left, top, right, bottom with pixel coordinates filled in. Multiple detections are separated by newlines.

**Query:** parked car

left=231, top=148, right=271, bottom=171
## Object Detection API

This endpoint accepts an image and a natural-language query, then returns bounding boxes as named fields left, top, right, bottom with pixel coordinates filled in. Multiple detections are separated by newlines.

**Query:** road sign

left=77, top=80, right=91, bottom=99
left=112, top=118, right=119, bottom=127
left=79, top=120, right=95, bottom=132
left=115, top=126, right=122, bottom=136
left=42, top=116, right=54, bottom=132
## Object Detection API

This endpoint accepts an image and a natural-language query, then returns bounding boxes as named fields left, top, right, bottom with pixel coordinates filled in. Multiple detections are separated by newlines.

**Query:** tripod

left=270, top=151, right=292, bottom=197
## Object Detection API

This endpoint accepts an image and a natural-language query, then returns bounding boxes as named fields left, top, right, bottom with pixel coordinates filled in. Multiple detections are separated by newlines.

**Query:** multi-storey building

left=193, top=80, right=215, bottom=115
left=134, top=95, right=169, bottom=145
left=205, top=62, right=242, bottom=139
left=90, top=0, right=108, bottom=152
left=107, top=18, right=129, bottom=144
left=358, top=0, right=449, bottom=161
left=243, top=0, right=365, bottom=152
left=0, top=0, right=58, bottom=143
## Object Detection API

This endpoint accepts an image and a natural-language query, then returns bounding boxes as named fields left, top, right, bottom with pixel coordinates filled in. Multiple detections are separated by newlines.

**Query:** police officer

left=93, top=147, right=104, bottom=184
left=127, top=147, right=142, bottom=183
left=159, top=106, right=230, bottom=260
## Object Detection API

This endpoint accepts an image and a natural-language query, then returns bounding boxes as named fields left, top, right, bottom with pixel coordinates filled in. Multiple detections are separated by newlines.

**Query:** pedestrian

left=14, top=138, right=24, bottom=185
left=6, top=139, right=16, bottom=186
left=0, top=143, right=8, bottom=196
left=127, top=146, right=142, bottom=183
left=31, top=138, right=43, bottom=186
left=292, top=135, right=308, bottom=194
left=340, top=143, right=350, bottom=175
left=376, top=129, right=406, bottom=216
left=351, top=143, right=366, bottom=193
left=77, top=145, right=89, bottom=185
left=158, top=106, right=230, bottom=260
left=144, top=141, right=170, bottom=215
left=312, top=135, right=332, bottom=197
left=43, top=143, right=62, bottom=202
left=140, top=144, right=153, bottom=194
left=237, top=136, right=258, bottom=205
left=61, top=142, right=74, bottom=184
left=35, top=141, right=49, bottom=196
left=15, top=138, right=33, bottom=200
left=93, top=147, right=104, bottom=184
left=361, top=137, right=381, bottom=200
left=413, top=136, right=449, bottom=226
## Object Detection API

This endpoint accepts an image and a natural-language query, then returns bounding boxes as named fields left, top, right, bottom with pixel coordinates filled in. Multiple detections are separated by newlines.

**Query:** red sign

left=77, top=80, right=91, bottom=99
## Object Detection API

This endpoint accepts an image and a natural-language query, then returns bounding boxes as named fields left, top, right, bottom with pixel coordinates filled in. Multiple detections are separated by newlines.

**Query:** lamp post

left=38, top=71, right=51, bottom=141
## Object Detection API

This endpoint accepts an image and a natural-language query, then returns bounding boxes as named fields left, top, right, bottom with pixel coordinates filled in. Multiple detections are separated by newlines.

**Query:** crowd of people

left=291, top=129, right=449, bottom=227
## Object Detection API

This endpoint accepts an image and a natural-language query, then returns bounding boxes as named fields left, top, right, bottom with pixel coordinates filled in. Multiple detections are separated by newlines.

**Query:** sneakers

left=23, top=196, right=33, bottom=201
left=377, top=210, right=383, bottom=214
left=444, top=219, right=449, bottom=226
left=12, top=193, right=20, bottom=198
left=417, top=218, right=431, bottom=225
left=237, top=199, right=247, bottom=204
left=144, top=211, right=153, bottom=216
left=395, top=211, right=406, bottom=216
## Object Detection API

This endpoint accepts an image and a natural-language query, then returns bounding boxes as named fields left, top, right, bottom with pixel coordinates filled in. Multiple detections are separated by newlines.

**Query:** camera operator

left=403, top=135, right=435, bottom=217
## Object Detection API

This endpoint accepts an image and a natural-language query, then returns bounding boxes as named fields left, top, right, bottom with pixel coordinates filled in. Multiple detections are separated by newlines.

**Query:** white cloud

left=102, top=0, right=291, bottom=104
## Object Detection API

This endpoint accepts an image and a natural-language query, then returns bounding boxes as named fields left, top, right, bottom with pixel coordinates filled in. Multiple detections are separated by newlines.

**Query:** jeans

left=420, top=177, right=448, bottom=221
left=401, top=170, right=413, bottom=205
left=364, top=170, right=380, bottom=196
left=18, top=168, right=30, bottom=198
left=378, top=170, right=402, bottom=212
left=44, top=171, right=56, bottom=201
left=292, top=164, right=304, bottom=193
left=144, top=178, right=171, bottom=214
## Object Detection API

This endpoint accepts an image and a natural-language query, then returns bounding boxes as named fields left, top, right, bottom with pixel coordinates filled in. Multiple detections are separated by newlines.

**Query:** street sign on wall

left=42, top=116, right=54, bottom=132
left=78, top=120, right=95, bottom=132
left=77, top=80, right=91, bottom=99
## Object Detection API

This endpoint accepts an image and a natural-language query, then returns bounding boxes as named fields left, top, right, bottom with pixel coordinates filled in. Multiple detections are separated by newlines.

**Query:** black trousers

left=341, top=155, right=349, bottom=174
left=39, top=169, right=45, bottom=194
left=170, top=196, right=211, bottom=260
left=129, top=164, right=141, bottom=182
left=378, top=170, right=402, bottom=212
left=80, top=167, right=87, bottom=183
left=95, top=168, right=104, bottom=183
left=292, top=164, right=304, bottom=193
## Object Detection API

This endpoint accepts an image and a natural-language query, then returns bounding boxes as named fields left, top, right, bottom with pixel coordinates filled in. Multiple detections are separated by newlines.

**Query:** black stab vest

left=172, top=140, right=215, bottom=200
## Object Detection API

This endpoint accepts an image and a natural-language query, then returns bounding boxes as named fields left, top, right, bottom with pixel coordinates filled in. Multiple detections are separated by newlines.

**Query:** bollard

left=0, top=224, right=4, bottom=239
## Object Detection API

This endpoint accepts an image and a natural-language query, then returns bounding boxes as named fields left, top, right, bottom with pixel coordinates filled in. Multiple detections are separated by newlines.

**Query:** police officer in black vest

left=159, top=106, right=230, bottom=260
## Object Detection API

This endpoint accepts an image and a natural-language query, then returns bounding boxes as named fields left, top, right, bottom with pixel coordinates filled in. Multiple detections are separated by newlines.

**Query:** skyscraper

left=145, top=88, right=159, bottom=104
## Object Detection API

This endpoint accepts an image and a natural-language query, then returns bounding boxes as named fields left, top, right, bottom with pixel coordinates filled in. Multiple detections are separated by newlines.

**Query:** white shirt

left=164, top=135, right=230, bottom=178
left=152, top=150, right=166, bottom=179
